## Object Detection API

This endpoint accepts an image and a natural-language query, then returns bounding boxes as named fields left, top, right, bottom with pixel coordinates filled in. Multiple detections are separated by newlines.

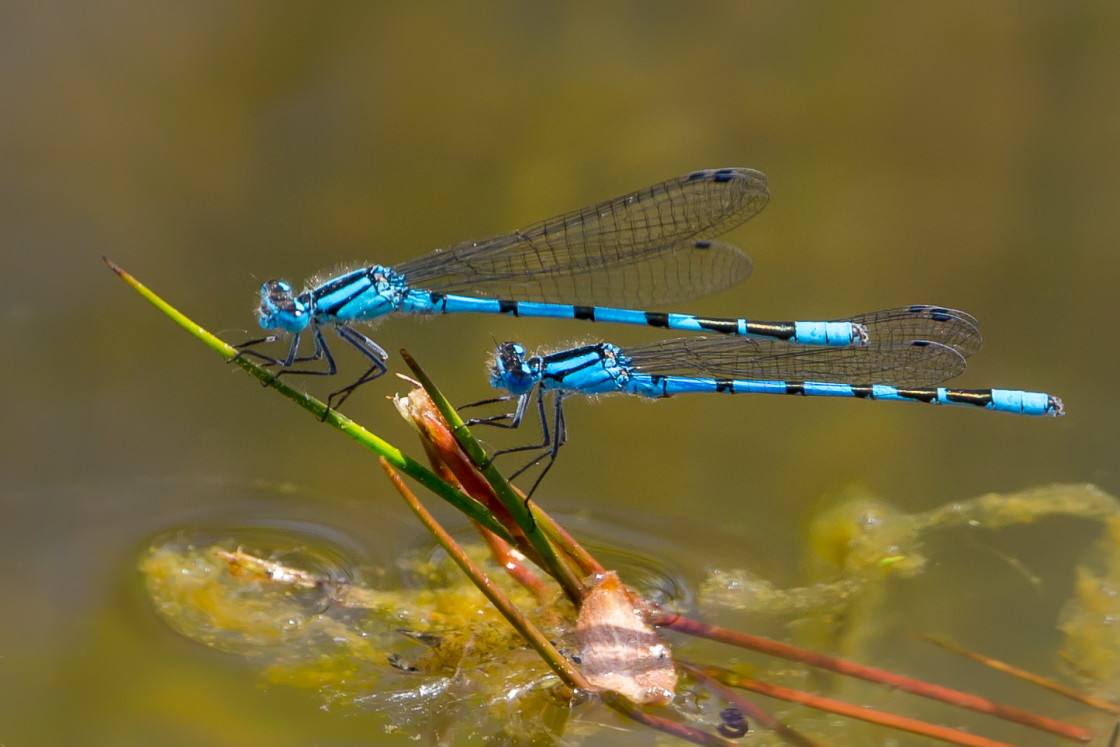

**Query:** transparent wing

left=405, top=239, right=753, bottom=309
left=394, top=168, right=767, bottom=306
left=623, top=337, right=967, bottom=387
left=840, top=305, right=982, bottom=359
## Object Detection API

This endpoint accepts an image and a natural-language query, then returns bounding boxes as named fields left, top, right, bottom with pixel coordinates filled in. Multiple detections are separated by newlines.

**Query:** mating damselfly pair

left=238, top=167, right=1063, bottom=491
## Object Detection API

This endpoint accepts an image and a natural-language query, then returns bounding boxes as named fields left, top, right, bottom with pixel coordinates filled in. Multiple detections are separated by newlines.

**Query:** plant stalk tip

left=103, top=255, right=123, bottom=275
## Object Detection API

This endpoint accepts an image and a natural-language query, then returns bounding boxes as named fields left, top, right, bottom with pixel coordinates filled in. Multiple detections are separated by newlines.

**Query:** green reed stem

left=399, top=349, right=585, bottom=602
left=102, top=256, right=513, bottom=543
left=380, top=458, right=591, bottom=692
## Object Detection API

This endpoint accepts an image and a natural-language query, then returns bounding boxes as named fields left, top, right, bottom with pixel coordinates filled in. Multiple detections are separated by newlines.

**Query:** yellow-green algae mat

left=142, top=483, right=1120, bottom=743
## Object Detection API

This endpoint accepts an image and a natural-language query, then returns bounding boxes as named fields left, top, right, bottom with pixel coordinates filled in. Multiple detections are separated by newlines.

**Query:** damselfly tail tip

left=1049, top=396, right=1066, bottom=417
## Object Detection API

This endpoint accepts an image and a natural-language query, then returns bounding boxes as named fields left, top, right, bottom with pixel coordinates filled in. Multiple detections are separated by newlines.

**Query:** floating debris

left=576, top=571, right=677, bottom=706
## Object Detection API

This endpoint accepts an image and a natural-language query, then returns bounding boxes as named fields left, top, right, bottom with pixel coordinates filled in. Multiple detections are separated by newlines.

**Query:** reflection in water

left=140, top=483, right=1120, bottom=745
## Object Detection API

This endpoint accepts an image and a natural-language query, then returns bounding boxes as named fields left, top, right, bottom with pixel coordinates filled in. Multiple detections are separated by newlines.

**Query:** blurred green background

left=2, top=2, right=1117, bottom=745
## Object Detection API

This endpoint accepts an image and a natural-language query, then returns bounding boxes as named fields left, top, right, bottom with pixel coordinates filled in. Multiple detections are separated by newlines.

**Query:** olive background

left=1, top=3, right=1116, bottom=744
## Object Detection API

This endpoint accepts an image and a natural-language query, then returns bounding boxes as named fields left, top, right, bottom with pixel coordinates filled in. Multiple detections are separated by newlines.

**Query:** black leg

left=512, top=393, right=567, bottom=499
left=463, top=394, right=530, bottom=429
left=272, top=326, right=337, bottom=377
left=336, top=324, right=389, bottom=364
left=231, top=324, right=390, bottom=415
left=325, top=325, right=389, bottom=411
left=459, top=395, right=520, bottom=426
left=456, top=388, right=570, bottom=498
left=232, top=334, right=279, bottom=356
left=230, top=333, right=312, bottom=387
left=492, top=390, right=551, bottom=460
left=233, top=327, right=340, bottom=378
left=460, top=393, right=535, bottom=470
left=230, top=334, right=289, bottom=368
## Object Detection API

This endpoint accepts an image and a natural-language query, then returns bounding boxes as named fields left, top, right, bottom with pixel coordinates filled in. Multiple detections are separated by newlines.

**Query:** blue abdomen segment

left=857, top=386, right=1062, bottom=415
left=622, top=377, right=1063, bottom=415
left=294, top=268, right=873, bottom=349
left=794, top=321, right=863, bottom=347
left=507, top=334, right=1064, bottom=417
left=944, top=387, right=1060, bottom=415
left=393, top=292, right=864, bottom=346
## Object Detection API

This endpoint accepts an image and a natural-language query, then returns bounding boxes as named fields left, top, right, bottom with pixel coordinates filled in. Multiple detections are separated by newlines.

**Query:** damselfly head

left=490, top=342, right=535, bottom=394
left=258, top=280, right=310, bottom=333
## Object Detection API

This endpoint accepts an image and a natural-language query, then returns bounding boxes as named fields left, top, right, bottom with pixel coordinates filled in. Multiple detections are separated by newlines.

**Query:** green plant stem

left=532, top=506, right=605, bottom=577
left=399, top=348, right=585, bottom=602
left=380, top=457, right=591, bottom=692
left=102, top=256, right=513, bottom=543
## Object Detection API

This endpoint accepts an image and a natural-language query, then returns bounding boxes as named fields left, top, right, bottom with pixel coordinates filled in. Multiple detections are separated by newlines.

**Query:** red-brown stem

left=409, top=396, right=531, bottom=548
left=698, top=664, right=1022, bottom=747
left=476, top=525, right=553, bottom=604
left=380, top=458, right=591, bottom=692
left=400, top=381, right=586, bottom=602
left=415, top=430, right=552, bottom=597
left=598, top=691, right=735, bottom=747
left=680, top=661, right=825, bottom=747
left=530, top=503, right=605, bottom=577
left=418, top=428, right=553, bottom=600
left=654, top=612, right=1092, bottom=743
left=404, top=388, right=581, bottom=599
left=916, top=634, right=1120, bottom=716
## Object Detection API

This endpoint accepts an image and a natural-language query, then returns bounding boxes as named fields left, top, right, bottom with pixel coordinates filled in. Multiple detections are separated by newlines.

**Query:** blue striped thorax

left=258, top=280, right=312, bottom=333
left=491, top=342, right=537, bottom=395
left=536, top=342, right=631, bottom=394
left=308, top=266, right=401, bottom=321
